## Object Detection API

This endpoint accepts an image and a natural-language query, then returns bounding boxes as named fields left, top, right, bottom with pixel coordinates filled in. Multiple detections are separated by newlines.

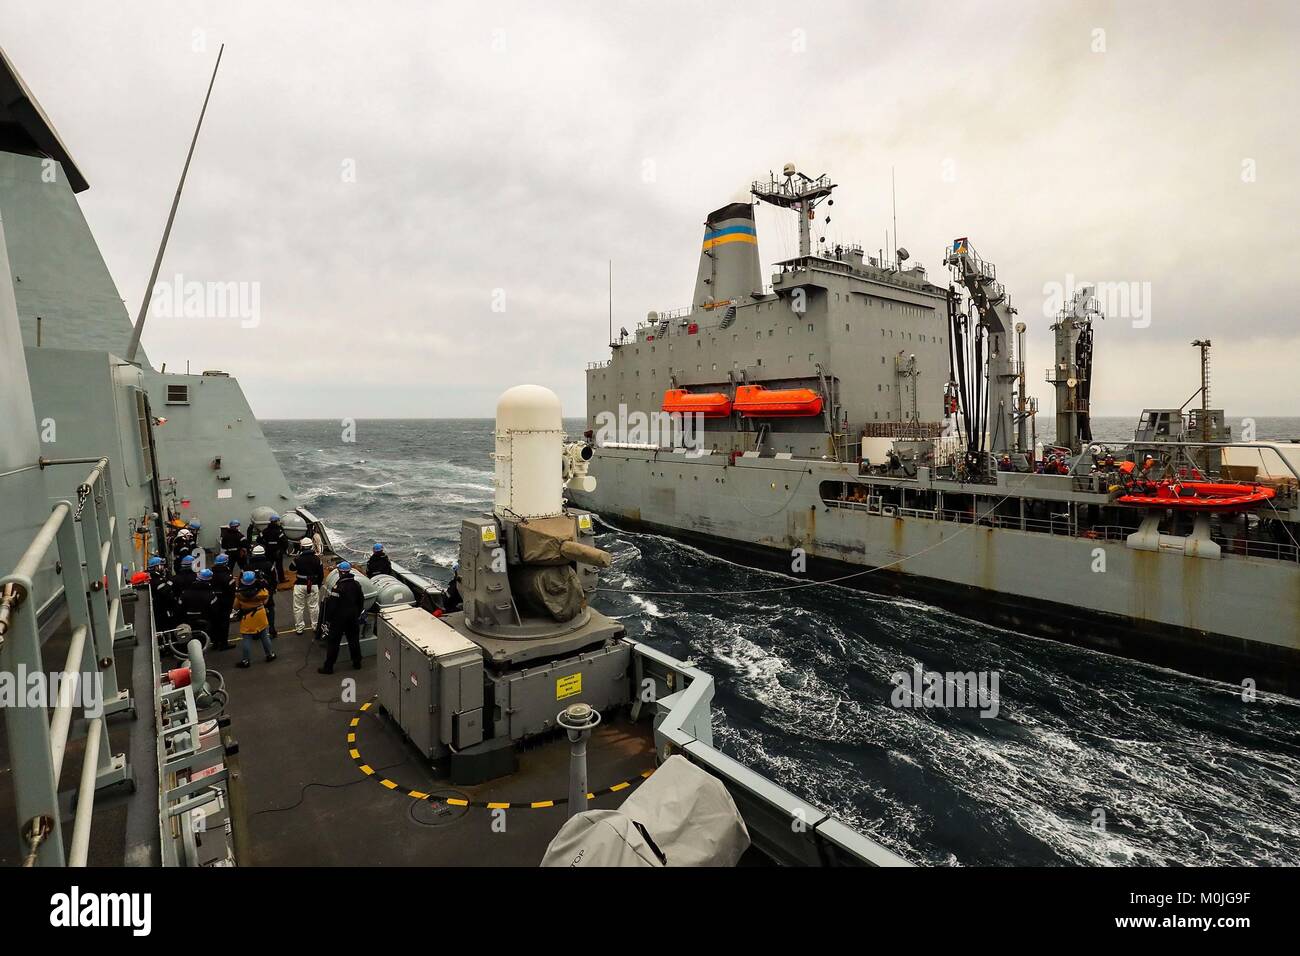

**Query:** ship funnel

left=692, top=202, right=761, bottom=309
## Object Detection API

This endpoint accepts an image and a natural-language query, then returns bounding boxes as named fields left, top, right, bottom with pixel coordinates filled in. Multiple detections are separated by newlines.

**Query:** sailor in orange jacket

left=233, top=570, right=277, bottom=668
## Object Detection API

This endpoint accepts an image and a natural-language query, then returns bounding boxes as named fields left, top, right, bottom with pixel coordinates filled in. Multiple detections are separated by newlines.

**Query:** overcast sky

left=8, top=1, right=1299, bottom=419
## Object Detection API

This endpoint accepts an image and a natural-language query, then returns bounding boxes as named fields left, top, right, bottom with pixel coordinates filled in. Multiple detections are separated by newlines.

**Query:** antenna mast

left=891, top=167, right=898, bottom=268
left=124, top=44, right=224, bottom=364
left=751, top=164, right=835, bottom=258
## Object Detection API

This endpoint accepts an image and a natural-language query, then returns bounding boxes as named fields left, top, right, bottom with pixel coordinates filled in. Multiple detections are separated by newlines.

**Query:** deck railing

left=0, top=458, right=134, bottom=866
left=633, top=641, right=910, bottom=867
left=826, top=499, right=1300, bottom=563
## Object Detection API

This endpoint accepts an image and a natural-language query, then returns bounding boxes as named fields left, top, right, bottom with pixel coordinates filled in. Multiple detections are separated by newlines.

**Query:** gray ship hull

left=574, top=448, right=1300, bottom=695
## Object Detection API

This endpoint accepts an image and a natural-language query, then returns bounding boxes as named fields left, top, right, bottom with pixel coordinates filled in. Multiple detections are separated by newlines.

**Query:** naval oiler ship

left=575, top=166, right=1300, bottom=695
left=0, top=47, right=906, bottom=867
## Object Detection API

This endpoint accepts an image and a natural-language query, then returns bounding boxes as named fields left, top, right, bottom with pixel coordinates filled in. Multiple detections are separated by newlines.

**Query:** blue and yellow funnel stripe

left=702, top=223, right=757, bottom=251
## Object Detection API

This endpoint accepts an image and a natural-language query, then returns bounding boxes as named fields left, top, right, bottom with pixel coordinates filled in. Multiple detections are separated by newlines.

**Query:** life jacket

left=234, top=586, right=270, bottom=634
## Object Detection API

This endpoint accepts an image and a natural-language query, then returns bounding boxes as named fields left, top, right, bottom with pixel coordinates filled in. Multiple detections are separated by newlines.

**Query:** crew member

left=172, top=523, right=196, bottom=575
left=319, top=561, right=364, bottom=674
left=221, top=520, right=247, bottom=569
left=290, top=538, right=324, bottom=634
left=233, top=571, right=276, bottom=668
left=147, top=555, right=180, bottom=631
left=180, top=567, right=219, bottom=643
left=247, top=544, right=277, bottom=634
left=175, top=553, right=197, bottom=590
left=366, top=543, right=392, bottom=578
left=443, top=561, right=462, bottom=613
left=173, top=521, right=195, bottom=551
left=259, top=514, right=289, bottom=585
left=209, top=553, right=236, bottom=650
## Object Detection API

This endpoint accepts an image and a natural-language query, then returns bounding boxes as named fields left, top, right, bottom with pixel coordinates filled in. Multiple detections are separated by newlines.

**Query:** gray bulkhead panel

left=0, top=152, right=146, bottom=365
left=142, top=370, right=297, bottom=551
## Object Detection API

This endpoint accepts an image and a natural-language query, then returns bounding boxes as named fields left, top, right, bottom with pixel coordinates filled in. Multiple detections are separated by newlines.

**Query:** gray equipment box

left=378, top=605, right=485, bottom=759
left=490, top=640, right=633, bottom=740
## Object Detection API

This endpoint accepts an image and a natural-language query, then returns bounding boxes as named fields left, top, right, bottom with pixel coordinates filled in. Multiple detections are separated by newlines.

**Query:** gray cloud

left=9, top=0, right=1299, bottom=418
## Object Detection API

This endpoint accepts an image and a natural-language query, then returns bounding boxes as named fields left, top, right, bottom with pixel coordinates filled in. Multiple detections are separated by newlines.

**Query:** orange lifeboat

left=733, top=385, right=823, bottom=418
left=1116, top=479, right=1276, bottom=511
left=661, top=389, right=732, bottom=417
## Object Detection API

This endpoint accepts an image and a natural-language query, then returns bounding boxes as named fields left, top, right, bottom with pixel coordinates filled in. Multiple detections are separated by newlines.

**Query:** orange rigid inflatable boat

left=1116, top=479, right=1277, bottom=511
left=733, top=385, right=823, bottom=418
left=661, top=389, right=732, bottom=417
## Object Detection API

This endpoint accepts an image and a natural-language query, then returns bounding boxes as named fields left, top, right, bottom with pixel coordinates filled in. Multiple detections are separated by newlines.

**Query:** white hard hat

left=252, top=544, right=265, bottom=556
left=301, top=538, right=314, bottom=549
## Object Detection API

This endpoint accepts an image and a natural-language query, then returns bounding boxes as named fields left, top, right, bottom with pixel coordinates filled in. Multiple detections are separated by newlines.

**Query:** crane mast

left=944, top=239, right=1025, bottom=457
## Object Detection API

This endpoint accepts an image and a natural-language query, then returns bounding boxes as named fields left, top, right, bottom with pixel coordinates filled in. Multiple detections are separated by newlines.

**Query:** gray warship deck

left=227, top=596, right=659, bottom=867
left=0, top=587, right=662, bottom=867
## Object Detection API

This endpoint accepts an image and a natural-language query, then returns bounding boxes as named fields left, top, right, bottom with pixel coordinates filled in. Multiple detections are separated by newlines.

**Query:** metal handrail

left=0, top=457, right=129, bottom=866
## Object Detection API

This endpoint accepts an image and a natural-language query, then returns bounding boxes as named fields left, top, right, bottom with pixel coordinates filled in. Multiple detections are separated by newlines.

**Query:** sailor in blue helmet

left=180, top=567, right=218, bottom=642
left=175, top=552, right=197, bottom=588
left=366, top=542, right=392, bottom=578
left=221, top=519, right=246, bottom=568
left=209, top=553, right=236, bottom=650
left=319, top=561, right=364, bottom=674
left=233, top=570, right=276, bottom=667
left=146, top=555, right=180, bottom=631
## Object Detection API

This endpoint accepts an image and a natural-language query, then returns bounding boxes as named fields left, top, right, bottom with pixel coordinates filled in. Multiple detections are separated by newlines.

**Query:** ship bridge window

left=166, top=384, right=189, bottom=405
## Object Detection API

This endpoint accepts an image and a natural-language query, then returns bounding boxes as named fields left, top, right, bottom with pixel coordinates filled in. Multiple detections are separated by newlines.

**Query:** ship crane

left=1048, top=285, right=1103, bottom=453
left=944, top=238, right=1027, bottom=458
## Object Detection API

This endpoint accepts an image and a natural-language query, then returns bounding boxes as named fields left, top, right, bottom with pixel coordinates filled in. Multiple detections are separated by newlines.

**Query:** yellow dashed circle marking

left=345, top=696, right=653, bottom=809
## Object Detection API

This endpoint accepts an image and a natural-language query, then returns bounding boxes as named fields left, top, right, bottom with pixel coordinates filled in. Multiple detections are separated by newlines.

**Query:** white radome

left=493, top=384, right=565, bottom=519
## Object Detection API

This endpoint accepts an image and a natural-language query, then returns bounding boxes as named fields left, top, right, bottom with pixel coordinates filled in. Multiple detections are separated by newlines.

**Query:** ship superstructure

left=577, top=165, right=1300, bottom=694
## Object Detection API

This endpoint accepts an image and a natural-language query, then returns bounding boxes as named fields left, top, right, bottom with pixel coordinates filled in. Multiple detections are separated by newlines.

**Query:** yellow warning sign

left=577, top=514, right=593, bottom=531
left=556, top=673, right=582, bottom=700
left=480, top=524, right=497, bottom=544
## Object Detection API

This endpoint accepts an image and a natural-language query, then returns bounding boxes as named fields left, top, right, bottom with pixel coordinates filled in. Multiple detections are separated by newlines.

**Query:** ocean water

left=263, top=416, right=1300, bottom=866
